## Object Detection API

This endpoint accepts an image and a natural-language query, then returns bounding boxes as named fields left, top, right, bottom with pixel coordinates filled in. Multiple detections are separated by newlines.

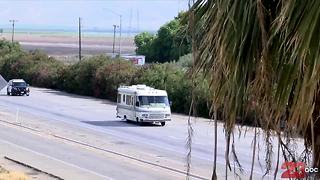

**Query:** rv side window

left=123, top=94, right=125, bottom=102
left=126, top=95, right=132, bottom=105
left=117, top=94, right=121, bottom=103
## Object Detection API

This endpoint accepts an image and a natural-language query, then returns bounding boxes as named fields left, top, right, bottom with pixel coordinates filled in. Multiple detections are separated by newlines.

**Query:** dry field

left=0, top=165, right=28, bottom=180
left=0, top=32, right=136, bottom=62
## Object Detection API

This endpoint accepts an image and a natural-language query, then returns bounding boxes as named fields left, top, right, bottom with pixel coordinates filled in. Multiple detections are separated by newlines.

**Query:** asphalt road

left=0, top=123, right=182, bottom=180
left=0, top=87, right=297, bottom=179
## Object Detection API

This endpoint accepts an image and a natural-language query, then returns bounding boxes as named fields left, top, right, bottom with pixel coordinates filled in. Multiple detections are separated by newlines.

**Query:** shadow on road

left=0, top=93, right=27, bottom=97
left=39, top=89, right=115, bottom=105
left=82, top=120, right=161, bottom=127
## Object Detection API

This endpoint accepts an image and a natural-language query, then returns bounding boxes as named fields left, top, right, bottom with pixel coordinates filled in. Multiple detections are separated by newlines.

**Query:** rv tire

left=136, top=117, right=142, bottom=126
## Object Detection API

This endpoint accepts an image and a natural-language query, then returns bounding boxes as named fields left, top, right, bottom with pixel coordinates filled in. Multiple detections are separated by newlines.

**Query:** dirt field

left=0, top=32, right=136, bottom=58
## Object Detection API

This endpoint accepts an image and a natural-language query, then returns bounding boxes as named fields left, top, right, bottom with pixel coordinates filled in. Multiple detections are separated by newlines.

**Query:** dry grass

left=0, top=166, right=28, bottom=180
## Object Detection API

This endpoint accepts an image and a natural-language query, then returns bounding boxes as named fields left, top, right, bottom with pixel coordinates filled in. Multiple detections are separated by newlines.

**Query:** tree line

left=134, top=12, right=191, bottom=63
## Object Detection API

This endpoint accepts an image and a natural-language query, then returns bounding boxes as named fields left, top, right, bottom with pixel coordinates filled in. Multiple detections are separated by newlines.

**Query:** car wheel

left=161, top=122, right=166, bottom=126
left=7, top=91, right=9, bottom=96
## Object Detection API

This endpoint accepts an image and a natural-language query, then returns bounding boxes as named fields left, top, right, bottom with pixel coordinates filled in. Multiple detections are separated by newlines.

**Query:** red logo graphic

left=281, top=161, right=306, bottom=178
left=281, top=161, right=319, bottom=179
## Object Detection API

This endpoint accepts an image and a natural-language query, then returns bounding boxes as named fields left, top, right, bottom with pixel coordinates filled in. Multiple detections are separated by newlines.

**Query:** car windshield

left=138, top=96, right=169, bottom=107
left=13, top=82, right=26, bottom=86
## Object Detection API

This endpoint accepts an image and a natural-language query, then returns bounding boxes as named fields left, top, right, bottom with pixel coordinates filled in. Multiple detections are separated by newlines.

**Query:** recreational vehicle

left=116, top=85, right=171, bottom=126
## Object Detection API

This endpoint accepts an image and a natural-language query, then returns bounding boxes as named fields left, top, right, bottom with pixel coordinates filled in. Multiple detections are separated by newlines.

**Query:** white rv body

left=116, top=85, right=171, bottom=126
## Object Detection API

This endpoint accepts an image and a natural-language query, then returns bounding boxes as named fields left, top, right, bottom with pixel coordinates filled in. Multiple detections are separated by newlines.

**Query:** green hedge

left=0, top=40, right=210, bottom=117
left=93, top=59, right=138, bottom=101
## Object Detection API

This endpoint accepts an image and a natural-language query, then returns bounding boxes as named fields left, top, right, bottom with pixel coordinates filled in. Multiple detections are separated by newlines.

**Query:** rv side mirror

left=135, top=101, right=140, bottom=107
left=169, top=101, right=172, bottom=106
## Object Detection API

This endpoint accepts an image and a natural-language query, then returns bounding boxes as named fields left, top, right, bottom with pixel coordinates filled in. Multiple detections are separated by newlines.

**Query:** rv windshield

left=138, top=96, right=169, bottom=107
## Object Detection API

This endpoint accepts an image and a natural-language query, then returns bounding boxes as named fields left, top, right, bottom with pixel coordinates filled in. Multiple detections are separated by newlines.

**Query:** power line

left=137, top=10, right=140, bottom=33
left=128, top=8, right=132, bottom=38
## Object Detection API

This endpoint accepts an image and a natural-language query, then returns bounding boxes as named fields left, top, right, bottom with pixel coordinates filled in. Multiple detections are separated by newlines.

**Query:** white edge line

left=0, top=139, right=114, bottom=180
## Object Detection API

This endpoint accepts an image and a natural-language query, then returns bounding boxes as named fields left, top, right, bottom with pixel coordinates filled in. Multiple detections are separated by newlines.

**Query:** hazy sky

left=0, top=0, right=189, bottom=31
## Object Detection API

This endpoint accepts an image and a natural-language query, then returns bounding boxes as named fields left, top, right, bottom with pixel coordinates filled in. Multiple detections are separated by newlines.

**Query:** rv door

left=134, top=95, right=138, bottom=118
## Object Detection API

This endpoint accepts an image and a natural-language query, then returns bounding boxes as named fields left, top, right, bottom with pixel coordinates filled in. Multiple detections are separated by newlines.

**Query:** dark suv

left=7, top=79, right=30, bottom=96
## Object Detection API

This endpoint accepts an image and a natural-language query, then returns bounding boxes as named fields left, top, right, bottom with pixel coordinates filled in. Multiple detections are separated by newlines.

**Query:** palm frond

left=190, top=0, right=320, bottom=176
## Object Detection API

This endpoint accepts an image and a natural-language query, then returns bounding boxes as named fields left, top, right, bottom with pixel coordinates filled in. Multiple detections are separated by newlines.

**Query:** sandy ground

left=0, top=157, right=54, bottom=180
left=0, top=33, right=136, bottom=57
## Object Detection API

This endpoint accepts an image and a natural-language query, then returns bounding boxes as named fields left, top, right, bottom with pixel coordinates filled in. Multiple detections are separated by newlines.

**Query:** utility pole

left=112, top=24, right=118, bottom=55
left=101, top=8, right=122, bottom=83
left=118, top=17, right=121, bottom=79
left=9, top=20, right=17, bottom=42
left=78, top=17, right=82, bottom=61
left=112, top=24, right=120, bottom=83
left=102, top=8, right=122, bottom=56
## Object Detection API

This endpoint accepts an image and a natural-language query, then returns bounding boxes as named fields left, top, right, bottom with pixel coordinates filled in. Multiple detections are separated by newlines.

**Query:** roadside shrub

left=132, top=63, right=209, bottom=115
left=94, top=60, right=137, bottom=100
left=21, top=51, right=65, bottom=88
left=0, top=40, right=22, bottom=57
left=62, top=55, right=110, bottom=95
left=192, top=75, right=211, bottom=117
left=0, top=52, right=32, bottom=81
left=176, top=53, right=192, bottom=69
left=0, top=50, right=65, bottom=89
left=0, top=40, right=211, bottom=119
left=29, top=61, right=65, bottom=89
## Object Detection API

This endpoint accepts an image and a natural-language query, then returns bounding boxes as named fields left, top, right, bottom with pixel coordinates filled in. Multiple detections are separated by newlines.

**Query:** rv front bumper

left=137, top=112, right=171, bottom=122
left=139, top=118, right=171, bottom=122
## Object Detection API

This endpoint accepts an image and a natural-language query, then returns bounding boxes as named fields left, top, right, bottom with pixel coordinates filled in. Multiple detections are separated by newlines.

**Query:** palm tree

left=189, top=0, right=320, bottom=179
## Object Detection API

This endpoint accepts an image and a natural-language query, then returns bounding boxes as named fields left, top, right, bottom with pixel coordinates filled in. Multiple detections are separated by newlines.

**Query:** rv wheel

left=136, top=117, right=142, bottom=126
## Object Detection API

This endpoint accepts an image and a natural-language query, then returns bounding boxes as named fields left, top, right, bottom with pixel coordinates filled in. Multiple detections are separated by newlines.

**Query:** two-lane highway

left=0, top=121, right=185, bottom=180
left=0, top=87, right=299, bottom=179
